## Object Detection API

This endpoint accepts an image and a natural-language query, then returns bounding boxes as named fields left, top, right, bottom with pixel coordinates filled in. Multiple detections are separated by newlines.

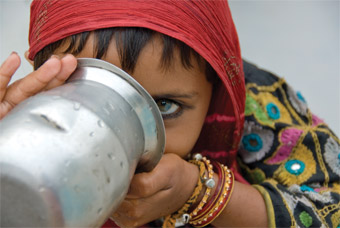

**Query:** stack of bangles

left=162, top=153, right=234, bottom=227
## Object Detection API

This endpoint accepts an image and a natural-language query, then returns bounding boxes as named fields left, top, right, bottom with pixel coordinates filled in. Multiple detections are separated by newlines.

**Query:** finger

left=44, top=54, right=77, bottom=90
left=24, top=50, right=34, bottom=66
left=113, top=190, right=173, bottom=227
left=0, top=52, right=21, bottom=101
left=3, top=56, right=62, bottom=107
left=127, top=154, right=176, bottom=198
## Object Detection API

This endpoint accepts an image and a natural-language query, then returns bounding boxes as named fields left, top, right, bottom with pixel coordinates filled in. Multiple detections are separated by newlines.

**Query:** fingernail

left=10, top=51, right=18, bottom=56
left=50, top=55, right=60, bottom=59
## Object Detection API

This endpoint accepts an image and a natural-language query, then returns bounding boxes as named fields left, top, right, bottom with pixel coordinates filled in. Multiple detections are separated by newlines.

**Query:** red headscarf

left=29, top=0, right=246, bottom=183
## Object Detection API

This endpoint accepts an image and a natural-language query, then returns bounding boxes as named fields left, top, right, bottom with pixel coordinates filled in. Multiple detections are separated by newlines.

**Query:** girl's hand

left=0, top=52, right=77, bottom=120
left=111, top=153, right=199, bottom=227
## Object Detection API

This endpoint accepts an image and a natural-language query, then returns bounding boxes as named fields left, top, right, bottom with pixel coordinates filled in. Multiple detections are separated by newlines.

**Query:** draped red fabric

left=28, top=0, right=247, bottom=182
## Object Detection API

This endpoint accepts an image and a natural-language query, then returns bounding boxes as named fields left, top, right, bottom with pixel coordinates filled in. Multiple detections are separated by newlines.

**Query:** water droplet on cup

left=89, top=132, right=95, bottom=137
left=104, top=108, right=110, bottom=115
left=92, top=169, right=100, bottom=177
left=73, top=102, right=81, bottom=110
left=97, top=120, right=104, bottom=127
left=107, top=153, right=115, bottom=160
left=97, top=208, right=103, bottom=214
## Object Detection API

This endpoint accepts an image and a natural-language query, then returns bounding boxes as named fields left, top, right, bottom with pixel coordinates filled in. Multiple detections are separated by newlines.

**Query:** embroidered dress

left=27, top=0, right=340, bottom=226
left=102, top=61, right=340, bottom=228
left=239, top=61, right=340, bottom=228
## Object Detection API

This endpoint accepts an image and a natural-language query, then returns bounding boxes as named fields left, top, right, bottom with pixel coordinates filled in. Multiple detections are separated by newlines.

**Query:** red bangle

left=189, top=161, right=234, bottom=227
left=189, top=160, right=224, bottom=220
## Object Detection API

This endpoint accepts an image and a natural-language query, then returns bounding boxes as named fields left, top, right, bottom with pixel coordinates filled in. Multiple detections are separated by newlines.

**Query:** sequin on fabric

left=239, top=61, right=340, bottom=227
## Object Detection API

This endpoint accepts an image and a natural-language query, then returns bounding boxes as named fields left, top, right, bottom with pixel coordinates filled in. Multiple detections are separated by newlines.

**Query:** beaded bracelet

left=188, top=160, right=225, bottom=223
left=189, top=161, right=234, bottom=227
left=162, top=156, right=206, bottom=227
left=188, top=155, right=215, bottom=218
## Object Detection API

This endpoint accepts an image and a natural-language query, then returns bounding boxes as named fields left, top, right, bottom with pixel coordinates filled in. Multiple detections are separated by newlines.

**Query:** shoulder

left=243, top=60, right=281, bottom=86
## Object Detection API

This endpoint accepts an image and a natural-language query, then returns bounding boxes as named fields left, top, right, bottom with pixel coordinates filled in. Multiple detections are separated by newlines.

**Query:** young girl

left=1, top=0, right=339, bottom=227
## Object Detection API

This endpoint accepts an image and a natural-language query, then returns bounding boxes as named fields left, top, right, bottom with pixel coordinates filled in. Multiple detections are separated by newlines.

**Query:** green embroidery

left=237, top=158, right=266, bottom=184
left=299, top=211, right=313, bottom=227
left=245, top=93, right=272, bottom=125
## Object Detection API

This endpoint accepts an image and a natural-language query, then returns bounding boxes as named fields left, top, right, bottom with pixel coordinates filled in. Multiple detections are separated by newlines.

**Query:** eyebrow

left=152, top=92, right=199, bottom=100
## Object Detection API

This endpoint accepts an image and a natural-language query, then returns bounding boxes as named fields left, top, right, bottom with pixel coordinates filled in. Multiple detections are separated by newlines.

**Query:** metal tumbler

left=0, top=58, right=165, bottom=227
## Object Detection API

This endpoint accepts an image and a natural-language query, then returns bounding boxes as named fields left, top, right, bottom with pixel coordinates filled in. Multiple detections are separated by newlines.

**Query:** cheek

left=164, top=124, right=202, bottom=158
left=164, top=105, right=210, bottom=158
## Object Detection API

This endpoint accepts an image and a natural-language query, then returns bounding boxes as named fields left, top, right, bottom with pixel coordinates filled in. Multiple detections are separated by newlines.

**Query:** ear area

left=24, top=50, right=34, bottom=66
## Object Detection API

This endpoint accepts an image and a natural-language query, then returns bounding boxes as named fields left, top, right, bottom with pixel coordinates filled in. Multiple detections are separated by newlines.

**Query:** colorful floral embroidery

left=239, top=121, right=274, bottom=164
left=245, top=93, right=273, bottom=126
left=266, top=127, right=304, bottom=164
left=287, top=85, right=308, bottom=116
left=274, top=144, right=316, bottom=186
left=285, top=160, right=305, bottom=175
left=300, top=185, right=316, bottom=193
left=245, top=91, right=293, bottom=127
left=289, top=185, right=334, bottom=204
left=240, top=61, right=340, bottom=228
left=324, top=137, right=340, bottom=176
left=242, top=133, right=263, bottom=152
left=311, top=114, right=324, bottom=126
left=266, top=102, right=280, bottom=120
left=299, top=211, right=313, bottom=227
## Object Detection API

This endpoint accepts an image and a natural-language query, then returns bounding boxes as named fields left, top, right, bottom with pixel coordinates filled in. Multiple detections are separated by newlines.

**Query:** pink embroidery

left=312, top=114, right=324, bottom=126
left=267, top=128, right=303, bottom=164
left=314, top=187, right=328, bottom=192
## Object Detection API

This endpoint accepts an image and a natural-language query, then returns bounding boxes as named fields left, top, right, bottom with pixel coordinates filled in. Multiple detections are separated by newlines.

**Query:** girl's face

left=65, top=34, right=213, bottom=158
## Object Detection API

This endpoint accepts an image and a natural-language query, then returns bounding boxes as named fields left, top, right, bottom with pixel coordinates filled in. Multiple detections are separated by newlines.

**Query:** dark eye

left=156, top=99, right=181, bottom=119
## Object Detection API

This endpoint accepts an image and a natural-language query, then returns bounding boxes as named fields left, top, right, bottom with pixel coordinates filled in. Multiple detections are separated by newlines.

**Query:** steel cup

left=0, top=58, right=165, bottom=227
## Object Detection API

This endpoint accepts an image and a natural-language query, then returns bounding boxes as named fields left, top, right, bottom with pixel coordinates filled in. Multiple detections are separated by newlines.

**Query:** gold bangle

left=188, top=156, right=215, bottom=218
left=190, top=164, right=235, bottom=227
left=162, top=158, right=206, bottom=228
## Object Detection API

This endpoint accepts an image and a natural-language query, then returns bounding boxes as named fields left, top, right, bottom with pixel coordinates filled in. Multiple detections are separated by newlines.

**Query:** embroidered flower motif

left=324, top=137, right=340, bottom=176
left=300, top=185, right=316, bottom=193
left=245, top=91, right=293, bottom=127
left=245, top=93, right=273, bottom=126
left=288, top=184, right=334, bottom=203
left=296, top=91, right=306, bottom=103
left=266, top=102, right=280, bottom=120
left=299, top=211, right=313, bottom=228
left=274, top=144, right=316, bottom=186
left=285, top=160, right=305, bottom=175
left=242, top=133, right=263, bottom=152
left=311, top=114, right=324, bottom=126
left=287, top=85, right=308, bottom=116
left=239, top=121, right=274, bottom=164
left=266, top=127, right=304, bottom=165
left=282, top=192, right=325, bottom=228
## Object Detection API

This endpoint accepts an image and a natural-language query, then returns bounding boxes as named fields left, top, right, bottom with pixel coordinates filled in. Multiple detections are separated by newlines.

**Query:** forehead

left=73, top=34, right=209, bottom=95
left=119, top=36, right=209, bottom=97
left=59, top=34, right=211, bottom=106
